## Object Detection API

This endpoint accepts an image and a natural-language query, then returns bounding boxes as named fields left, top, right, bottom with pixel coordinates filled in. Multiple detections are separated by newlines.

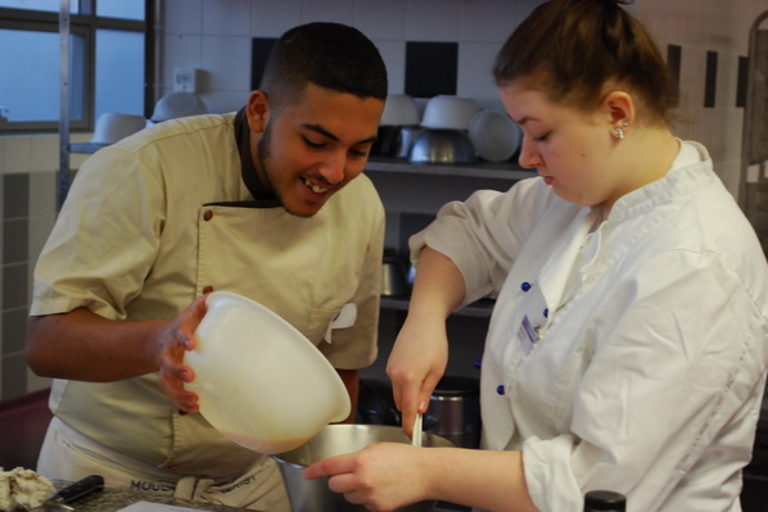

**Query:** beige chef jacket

left=410, top=141, right=768, bottom=512
left=31, top=112, right=384, bottom=478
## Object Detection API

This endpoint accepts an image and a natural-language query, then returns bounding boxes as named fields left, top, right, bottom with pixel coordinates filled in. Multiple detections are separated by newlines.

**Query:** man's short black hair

left=260, top=22, right=388, bottom=110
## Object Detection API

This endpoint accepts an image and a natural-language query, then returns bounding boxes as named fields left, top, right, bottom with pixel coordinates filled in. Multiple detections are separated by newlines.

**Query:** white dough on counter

left=0, top=467, right=55, bottom=511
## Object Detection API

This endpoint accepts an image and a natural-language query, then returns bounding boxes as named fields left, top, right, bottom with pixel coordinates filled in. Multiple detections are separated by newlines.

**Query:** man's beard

left=256, top=121, right=313, bottom=218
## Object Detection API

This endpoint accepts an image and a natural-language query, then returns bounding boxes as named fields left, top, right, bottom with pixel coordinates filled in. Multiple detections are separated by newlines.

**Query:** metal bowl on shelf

left=408, top=128, right=477, bottom=164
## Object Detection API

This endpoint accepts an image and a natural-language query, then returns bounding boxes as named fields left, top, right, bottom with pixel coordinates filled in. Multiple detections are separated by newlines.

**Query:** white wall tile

left=405, top=0, right=462, bottom=42
left=28, top=171, right=56, bottom=217
left=203, top=0, right=252, bottom=36
left=27, top=136, right=58, bottom=173
left=716, top=52, right=739, bottom=110
left=457, top=41, right=499, bottom=102
left=200, top=90, right=249, bottom=114
left=373, top=40, right=406, bottom=94
left=510, top=0, right=542, bottom=26
left=678, top=46, right=706, bottom=116
left=2, top=136, right=30, bottom=175
left=27, top=213, right=55, bottom=298
left=162, top=35, right=203, bottom=90
left=26, top=371, right=51, bottom=394
left=459, top=0, right=518, bottom=42
left=353, top=0, right=407, bottom=40
left=250, top=0, right=302, bottom=37
left=163, top=0, right=203, bottom=35
left=713, top=159, right=742, bottom=199
left=201, top=36, right=252, bottom=92
left=300, top=0, right=354, bottom=25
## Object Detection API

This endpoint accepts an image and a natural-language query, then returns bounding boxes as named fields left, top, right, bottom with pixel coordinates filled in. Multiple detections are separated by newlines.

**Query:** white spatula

left=411, top=413, right=423, bottom=447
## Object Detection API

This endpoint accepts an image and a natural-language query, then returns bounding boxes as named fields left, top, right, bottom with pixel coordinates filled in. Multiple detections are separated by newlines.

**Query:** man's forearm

left=25, top=308, right=167, bottom=382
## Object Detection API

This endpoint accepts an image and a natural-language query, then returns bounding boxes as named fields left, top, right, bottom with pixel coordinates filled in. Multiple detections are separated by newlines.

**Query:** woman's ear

left=246, top=90, right=270, bottom=133
left=603, top=90, right=635, bottom=129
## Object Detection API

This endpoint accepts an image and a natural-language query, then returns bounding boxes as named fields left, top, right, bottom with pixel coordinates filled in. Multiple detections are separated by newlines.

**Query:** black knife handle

left=51, top=475, right=104, bottom=504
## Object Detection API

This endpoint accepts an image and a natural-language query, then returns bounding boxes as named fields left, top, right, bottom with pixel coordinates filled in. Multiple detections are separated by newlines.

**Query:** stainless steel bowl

left=272, top=424, right=453, bottom=512
left=408, top=128, right=477, bottom=164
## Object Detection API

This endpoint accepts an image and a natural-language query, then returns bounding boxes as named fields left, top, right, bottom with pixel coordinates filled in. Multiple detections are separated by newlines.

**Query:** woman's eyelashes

left=533, top=132, right=550, bottom=142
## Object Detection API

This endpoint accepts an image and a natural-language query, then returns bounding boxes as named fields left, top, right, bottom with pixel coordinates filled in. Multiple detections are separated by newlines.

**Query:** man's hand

left=155, top=295, right=208, bottom=413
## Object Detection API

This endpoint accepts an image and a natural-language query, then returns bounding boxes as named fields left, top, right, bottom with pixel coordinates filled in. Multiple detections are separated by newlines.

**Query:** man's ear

left=603, top=90, right=635, bottom=129
left=246, top=90, right=270, bottom=133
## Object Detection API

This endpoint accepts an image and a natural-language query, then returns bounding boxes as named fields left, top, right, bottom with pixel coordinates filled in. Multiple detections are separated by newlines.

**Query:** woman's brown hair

left=493, top=0, right=677, bottom=124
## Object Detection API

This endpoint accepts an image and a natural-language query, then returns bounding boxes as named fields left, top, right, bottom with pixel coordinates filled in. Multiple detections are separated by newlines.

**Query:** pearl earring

left=613, top=121, right=630, bottom=140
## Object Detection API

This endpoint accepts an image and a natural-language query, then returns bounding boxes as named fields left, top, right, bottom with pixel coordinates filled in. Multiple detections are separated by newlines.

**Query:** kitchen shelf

left=366, top=156, right=534, bottom=181
left=381, top=295, right=496, bottom=318
left=69, top=142, right=109, bottom=154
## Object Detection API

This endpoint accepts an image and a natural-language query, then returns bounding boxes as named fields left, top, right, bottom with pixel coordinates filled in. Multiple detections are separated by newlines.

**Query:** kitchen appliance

left=425, top=376, right=481, bottom=449
left=185, top=291, right=350, bottom=454
left=272, top=424, right=453, bottom=512
left=408, top=129, right=477, bottom=164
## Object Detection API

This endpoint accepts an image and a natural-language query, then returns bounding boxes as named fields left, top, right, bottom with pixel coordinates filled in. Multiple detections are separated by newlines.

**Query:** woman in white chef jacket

left=304, top=1, right=768, bottom=511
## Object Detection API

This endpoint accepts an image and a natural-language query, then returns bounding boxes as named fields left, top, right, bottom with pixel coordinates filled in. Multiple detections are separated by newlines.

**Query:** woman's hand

left=387, top=247, right=463, bottom=436
left=386, top=316, right=448, bottom=437
left=303, top=443, right=432, bottom=511
left=154, top=295, right=208, bottom=413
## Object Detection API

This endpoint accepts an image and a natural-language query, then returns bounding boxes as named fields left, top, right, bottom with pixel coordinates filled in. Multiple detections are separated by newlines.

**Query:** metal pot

left=424, top=376, right=481, bottom=449
left=408, top=128, right=477, bottom=164
left=272, top=424, right=452, bottom=512
left=381, top=252, right=408, bottom=297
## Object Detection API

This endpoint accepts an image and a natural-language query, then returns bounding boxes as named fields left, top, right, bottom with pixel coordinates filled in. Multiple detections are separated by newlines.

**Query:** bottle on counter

left=583, top=490, right=627, bottom=511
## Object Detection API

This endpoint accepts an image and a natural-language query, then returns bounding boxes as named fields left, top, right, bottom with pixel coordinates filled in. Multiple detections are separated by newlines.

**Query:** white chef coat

left=410, top=141, right=768, bottom=512
left=31, top=112, right=384, bottom=507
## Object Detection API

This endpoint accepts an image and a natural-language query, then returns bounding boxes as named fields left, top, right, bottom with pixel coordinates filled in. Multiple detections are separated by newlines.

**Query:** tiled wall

left=1, top=0, right=767, bottom=400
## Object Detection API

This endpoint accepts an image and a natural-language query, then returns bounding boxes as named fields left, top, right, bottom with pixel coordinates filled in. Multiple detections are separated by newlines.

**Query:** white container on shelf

left=468, top=109, right=522, bottom=163
left=420, top=95, right=481, bottom=131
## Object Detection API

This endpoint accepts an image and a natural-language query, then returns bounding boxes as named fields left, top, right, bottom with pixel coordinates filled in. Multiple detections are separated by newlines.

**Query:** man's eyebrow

left=304, top=124, right=339, bottom=141
left=303, top=124, right=378, bottom=146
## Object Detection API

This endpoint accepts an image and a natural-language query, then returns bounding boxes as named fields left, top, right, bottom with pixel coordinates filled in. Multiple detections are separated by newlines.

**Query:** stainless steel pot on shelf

left=424, top=376, right=481, bottom=449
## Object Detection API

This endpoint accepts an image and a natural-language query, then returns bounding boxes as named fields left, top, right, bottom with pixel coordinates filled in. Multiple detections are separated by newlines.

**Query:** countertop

left=52, top=481, right=252, bottom=512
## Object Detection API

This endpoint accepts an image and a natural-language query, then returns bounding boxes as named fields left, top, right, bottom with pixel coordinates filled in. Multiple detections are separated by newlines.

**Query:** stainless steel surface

left=381, top=260, right=407, bottom=296
left=408, top=129, right=477, bottom=164
left=272, top=424, right=453, bottom=512
left=397, top=126, right=424, bottom=158
left=425, top=376, right=481, bottom=449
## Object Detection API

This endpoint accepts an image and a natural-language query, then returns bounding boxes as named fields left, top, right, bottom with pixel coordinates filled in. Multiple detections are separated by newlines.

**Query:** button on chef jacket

left=31, top=110, right=384, bottom=477
left=409, top=141, right=768, bottom=512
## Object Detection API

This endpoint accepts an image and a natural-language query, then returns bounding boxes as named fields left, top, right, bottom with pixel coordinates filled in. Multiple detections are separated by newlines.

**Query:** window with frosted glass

left=0, top=1, right=77, bottom=13
left=96, top=0, right=143, bottom=20
left=0, top=28, right=85, bottom=123
left=95, top=29, right=144, bottom=119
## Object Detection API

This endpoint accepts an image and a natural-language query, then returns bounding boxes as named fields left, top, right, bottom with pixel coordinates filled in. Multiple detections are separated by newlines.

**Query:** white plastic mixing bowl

left=185, top=291, right=351, bottom=454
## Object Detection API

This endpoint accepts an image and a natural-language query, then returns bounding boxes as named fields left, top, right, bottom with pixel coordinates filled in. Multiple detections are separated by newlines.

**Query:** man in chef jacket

left=25, top=22, right=387, bottom=512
